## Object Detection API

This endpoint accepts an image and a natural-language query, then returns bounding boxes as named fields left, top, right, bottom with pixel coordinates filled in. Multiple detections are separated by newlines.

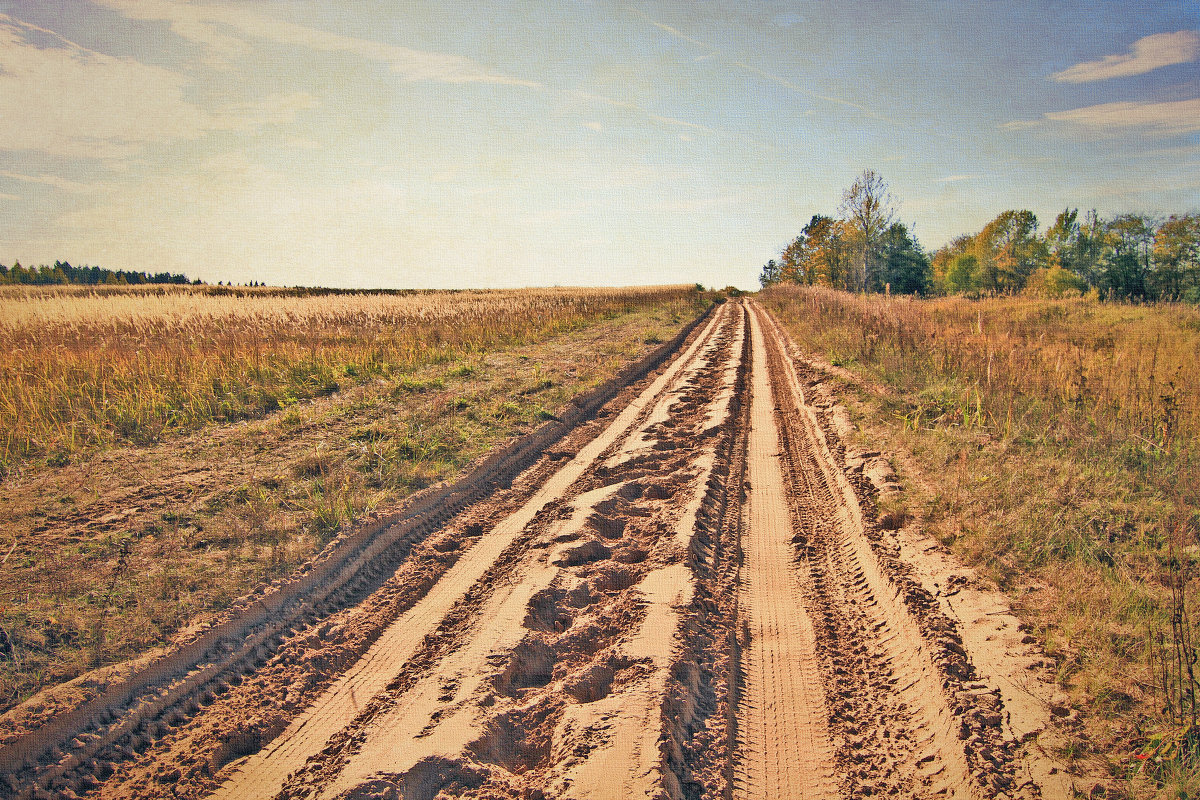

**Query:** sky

left=0, top=1, right=1198, bottom=290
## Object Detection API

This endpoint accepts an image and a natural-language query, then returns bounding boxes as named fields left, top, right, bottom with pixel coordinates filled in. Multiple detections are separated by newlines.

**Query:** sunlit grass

left=0, top=284, right=699, bottom=474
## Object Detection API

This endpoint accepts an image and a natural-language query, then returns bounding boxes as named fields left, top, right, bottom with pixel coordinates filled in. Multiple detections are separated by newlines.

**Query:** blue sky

left=0, top=1, right=1197, bottom=289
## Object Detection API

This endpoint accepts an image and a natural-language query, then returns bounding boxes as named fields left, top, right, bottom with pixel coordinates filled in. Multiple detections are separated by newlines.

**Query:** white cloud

left=0, top=15, right=316, bottom=158
left=1044, top=98, right=1200, bottom=135
left=0, top=171, right=96, bottom=192
left=1003, top=98, right=1200, bottom=136
left=648, top=113, right=713, bottom=133
left=91, top=0, right=539, bottom=87
left=1052, top=30, right=1200, bottom=83
left=999, top=119, right=1042, bottom=131
left=209, top=92, right=320, bottom=131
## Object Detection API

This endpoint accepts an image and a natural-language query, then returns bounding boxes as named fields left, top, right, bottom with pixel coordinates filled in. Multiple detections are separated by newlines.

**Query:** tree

left=839, top=169, right=895, bottom=291
left=930, top=234, right=972, bottom=293
left=1045, top=209, right=1079, bottom=272
left=759, top=259, right=781, bottom=287
left=1152, top=214, right=1200, bottom=301
left=1101, top=213, right=1154, bottom=300
left=945, top=254, right=979, bottom=293
left=803, top=215, right=855, bottom=290
left=879, top=222, right=930, bottom=294
left=975, top=210, right=1043, bottom=293
left=1025, top=265, right=1087, bottom=297
left=779, top=237, right=809, bottom=284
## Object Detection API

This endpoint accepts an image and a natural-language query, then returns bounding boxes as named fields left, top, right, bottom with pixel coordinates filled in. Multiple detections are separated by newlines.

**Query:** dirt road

left=0, top=300, right=1073, bottom=799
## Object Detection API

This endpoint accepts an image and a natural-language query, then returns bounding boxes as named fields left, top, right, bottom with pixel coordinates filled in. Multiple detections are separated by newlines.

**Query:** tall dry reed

left=0, top=285, right=699, bottom=472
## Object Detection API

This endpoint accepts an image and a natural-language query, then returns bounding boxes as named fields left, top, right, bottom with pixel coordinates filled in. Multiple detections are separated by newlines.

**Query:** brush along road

left=1, top=300, right=1073, bottom=799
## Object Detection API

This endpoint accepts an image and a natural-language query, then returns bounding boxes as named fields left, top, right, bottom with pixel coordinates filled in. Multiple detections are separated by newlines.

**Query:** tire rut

left=747, top=300, right=1028, bottom=799
left=732, top=304, right=837, bottom=799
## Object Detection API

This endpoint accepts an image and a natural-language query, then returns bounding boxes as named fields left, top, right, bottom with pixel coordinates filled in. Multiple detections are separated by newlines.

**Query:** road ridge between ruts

left=732, top=302, right=838, bottom=799
left=0, top=301, right=723, bottom=799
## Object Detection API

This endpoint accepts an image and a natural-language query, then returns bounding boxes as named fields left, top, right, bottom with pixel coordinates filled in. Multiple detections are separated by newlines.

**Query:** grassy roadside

left=760, top=286, right=1200, bottom=798
left=0, top=287, right=708, bottom=714
left=0, top=285, right=696, bottom=476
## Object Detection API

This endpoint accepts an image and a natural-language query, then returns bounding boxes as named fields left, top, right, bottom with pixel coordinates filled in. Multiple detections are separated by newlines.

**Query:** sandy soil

left=0, top=299, right=1077, bottom=799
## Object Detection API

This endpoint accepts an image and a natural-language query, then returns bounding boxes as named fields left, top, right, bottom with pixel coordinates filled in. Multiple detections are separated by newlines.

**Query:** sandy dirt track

left=0, top=300, right=1075, bottom=799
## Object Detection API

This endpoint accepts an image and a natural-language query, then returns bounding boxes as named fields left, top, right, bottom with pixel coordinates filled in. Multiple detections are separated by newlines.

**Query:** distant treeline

left=761, top=170, right=1200, bottom=302
left=0, top=260, right=196, bottom=286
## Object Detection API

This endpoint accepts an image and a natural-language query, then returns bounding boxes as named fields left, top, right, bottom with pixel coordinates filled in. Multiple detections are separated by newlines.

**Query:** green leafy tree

left=1101, top=213, right=1155, bottom=300
left=1152, top=214, right=1200, bottom=301
left=879, top=222, right=930, bottom=294
left=945, top=254, right=979, bottom=293
left=759, top=258, right=781, bottom=287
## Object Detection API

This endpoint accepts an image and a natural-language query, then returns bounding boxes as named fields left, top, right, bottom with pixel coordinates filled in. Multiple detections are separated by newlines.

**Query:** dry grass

left=761, top=285, right=1200, bottom=796
left=0, top=285, right=695, bottom=474
left=0, top=285, right=705, bottom=713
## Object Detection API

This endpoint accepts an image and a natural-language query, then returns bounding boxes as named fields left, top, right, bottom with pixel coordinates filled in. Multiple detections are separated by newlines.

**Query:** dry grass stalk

left=0, top=285, right=696, bottom=474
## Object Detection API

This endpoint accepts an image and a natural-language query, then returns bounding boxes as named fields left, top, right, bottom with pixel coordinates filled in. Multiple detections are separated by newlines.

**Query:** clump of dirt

left=210, top=716, right=287, bottom=770
left=555, top=540, right=612, bottom=567
left=333, top=756, right=487, bottom=800
left=494, top=639, right=556, bottom=696
left=522, top=587, right=573, bottom=633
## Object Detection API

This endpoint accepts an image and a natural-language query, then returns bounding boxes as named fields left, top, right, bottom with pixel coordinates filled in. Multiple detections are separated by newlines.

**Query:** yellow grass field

left=0, top=285, right=697, bottom=473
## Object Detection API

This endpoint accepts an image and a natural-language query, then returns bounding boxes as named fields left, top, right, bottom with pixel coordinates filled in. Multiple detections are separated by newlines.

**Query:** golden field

left=0, top=285, right=696, bottom=474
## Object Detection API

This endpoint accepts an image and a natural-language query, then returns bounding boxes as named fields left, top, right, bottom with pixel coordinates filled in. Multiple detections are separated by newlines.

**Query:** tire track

left=750, top=300, right=1023, bottom=799
left=209, top=303, right=736, bottom=800
left=733, top=305, right=838, bottom=799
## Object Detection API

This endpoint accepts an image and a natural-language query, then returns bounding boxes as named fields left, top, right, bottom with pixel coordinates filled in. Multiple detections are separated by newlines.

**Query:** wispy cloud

left=1052, top=30, right=1200, bottom=83
left=1046, top=98, right=1200, bottom=134
left=936, top=174, right=989, bottom=183
left=566, top=90, right=716, bottom=135
left=647, top=113, right=713, bottom=133
left=640, top=13, right=869, bottom=113
left=1003, top=98, right=1200, bottom=136
left=0, top=14, right=317, bottom=158
left=0, top=171, right=96, bottom=193
left=92, top=0, right=539, bottom=87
